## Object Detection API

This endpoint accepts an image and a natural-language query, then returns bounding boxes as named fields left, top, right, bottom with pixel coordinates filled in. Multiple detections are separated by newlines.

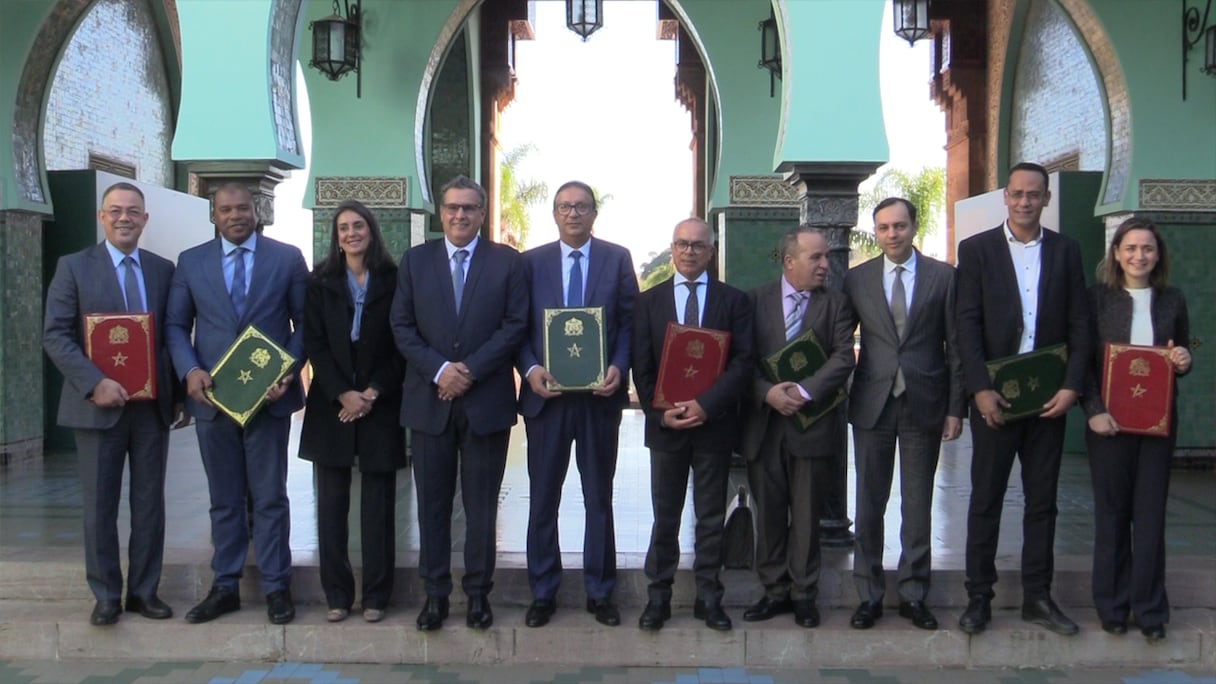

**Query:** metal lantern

left=893, top=0, right=930, bottom=46
left=758, top=10, right=781, bottom=97
left=1206, top=23, right=1216, bottom=74
left=310, top=0, right=361, bottom=94
left=567, top=0, right=603, bottom=41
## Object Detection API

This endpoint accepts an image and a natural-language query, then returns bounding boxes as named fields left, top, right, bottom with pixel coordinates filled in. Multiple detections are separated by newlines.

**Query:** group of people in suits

left=45, top=162, right=1191, bottom=643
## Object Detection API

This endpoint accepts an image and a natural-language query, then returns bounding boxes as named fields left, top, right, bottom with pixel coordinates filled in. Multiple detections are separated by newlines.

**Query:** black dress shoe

left=185, top=586, right=240, bottom=624
left=586, top=598, right=620, bottom=627
left=90, top=600, right=121, bottom=626
left=1101, top=620, right=1128, bottom=635
left=266, top=590, right=295, bottom=625
left=1022, top=596, right=1078, bottom=635
left=899, top=601, right=938, bottom=630
left=850, top=601, right=883, bottom=629
left=1141, top=624, right=1166, bottom=642
left=742, top=596, right=794, bottom=622
left=793, top=600, right=819, bottom=628
left=416, top=596, right=449, bottom=631
left=693, top=600, right=732, bottom=631
left=126, top=595, right=173, bottom=619
left=467, top=595, right=493, bottom=629
left=958, top=594, right=991, bottom=635
left=638, top=601, right=670, bottom=632
left=525, top=599, right=556, bottom=628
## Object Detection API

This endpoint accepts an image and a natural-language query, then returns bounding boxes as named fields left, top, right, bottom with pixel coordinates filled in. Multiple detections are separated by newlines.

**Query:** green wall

left=0, top=0, right=56, bottom=212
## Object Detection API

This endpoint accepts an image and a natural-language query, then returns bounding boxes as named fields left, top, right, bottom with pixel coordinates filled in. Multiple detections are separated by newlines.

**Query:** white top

left=1126, top=287, right=1154, bottom=345
left=1004, top=222, right=1043, bottom=354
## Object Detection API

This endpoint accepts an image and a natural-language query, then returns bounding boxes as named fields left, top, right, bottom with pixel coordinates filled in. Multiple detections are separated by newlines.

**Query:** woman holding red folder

left=1082, top=218, right=1191, bottom=642
left=299, top=200, right=406, bottom=623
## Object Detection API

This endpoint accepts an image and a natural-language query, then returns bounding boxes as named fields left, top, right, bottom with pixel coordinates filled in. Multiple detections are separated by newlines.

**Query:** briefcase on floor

left=722, top=485, right=755, bottom=570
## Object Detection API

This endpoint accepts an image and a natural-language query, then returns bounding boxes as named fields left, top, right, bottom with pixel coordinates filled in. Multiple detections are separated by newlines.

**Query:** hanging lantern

left=567, top=0, right=604, bottom=41
left=893, top=0, right=930, bottom=46
left=310, top=0, right=361, bottom=91
left=758, top=9, right=781, bottom=98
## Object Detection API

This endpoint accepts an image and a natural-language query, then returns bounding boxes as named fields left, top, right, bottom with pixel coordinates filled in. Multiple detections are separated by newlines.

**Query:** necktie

left=122, top=256, right=143, bottom=312
left=890, top=264, right=907, bottom=396
left=230, top=246, right=247, bottom=318
left=568, top=251, right=583, bottom=307
left=785, top=291, right=807, bottom=341
left=683, top=281, right=700, bottom=327
left=452, top=248, right=468, bottom=314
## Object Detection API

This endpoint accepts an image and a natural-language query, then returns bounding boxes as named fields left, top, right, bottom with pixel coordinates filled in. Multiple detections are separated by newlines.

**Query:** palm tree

left=499, top=143, right=548, bottom=249
left=853, top=166, right=946, bottom=260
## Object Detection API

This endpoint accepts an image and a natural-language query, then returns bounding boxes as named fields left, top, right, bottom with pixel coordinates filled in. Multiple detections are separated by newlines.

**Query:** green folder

left=543, top=307, right=605, bottom=391
left=985, top=343, right=1067, bottom=421
left=761, top=327, right=845, bottom=431
left=205, top=325, right=297, bottom=427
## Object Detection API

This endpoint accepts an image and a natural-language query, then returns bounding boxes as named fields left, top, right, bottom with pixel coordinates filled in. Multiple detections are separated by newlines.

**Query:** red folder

left=1102, top=343, right=1173, bottom=437
left=653, top=322, right=730, bottom=410
left=84, top=313, right=156, bottom=400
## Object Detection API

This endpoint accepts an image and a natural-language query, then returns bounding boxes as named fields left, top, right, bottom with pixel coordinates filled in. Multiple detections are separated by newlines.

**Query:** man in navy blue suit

left=517, top=181, right=638, bottom=628
left=391, top=176, right=528, bottom=631
left=165, top=184, right=308, bottom=625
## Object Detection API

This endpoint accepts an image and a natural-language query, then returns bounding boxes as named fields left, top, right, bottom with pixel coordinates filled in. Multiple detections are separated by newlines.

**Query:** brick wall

left=1008, top=0, right=1107, bottom=176
left=42, top=0, right=174, bottom=187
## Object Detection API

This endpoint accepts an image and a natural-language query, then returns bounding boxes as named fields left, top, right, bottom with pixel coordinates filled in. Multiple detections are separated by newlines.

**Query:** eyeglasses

left=1006, top=190, right=1045, bottom=202
left=104, top=208, right=144, bottom=220
left=555, top=202, right=594, bottom=216
left=673, top=240, right=710, bottom=254
left=442, top=203, right=483, bottom=215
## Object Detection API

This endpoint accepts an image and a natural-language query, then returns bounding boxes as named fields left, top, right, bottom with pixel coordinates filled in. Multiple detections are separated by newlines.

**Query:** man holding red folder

left=631, top=218, right=753, bottom=631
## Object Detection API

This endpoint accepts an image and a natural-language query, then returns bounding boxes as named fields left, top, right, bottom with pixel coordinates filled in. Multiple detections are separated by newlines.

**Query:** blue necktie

left=122, top=256, right=143, bottom=312
left=568, top=251, right=584, bottom=307
left=785, top=291, right=807, bottom=341
left=684, top=281, right=700, bottom=327
left=230, top=246, right=247, bottom=318
left=452, top=249, right=468, bottom=314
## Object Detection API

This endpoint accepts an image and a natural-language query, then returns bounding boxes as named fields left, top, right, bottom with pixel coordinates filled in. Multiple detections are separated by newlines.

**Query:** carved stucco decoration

left=315, top=177, right=409, bottom=208
left=269, top=0, right=303, bottom=158
left=1139, top=180, right=1216, bottom=211
left=729, top=176, right=800, bottom=206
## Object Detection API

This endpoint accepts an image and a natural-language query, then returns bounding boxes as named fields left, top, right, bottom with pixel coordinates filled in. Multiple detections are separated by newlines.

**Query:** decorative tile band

left=315, top=177, right=410, bottom=208
left=1138, top=179, right=1216, bottom=211
left=729, top=175, right=800, bottom=206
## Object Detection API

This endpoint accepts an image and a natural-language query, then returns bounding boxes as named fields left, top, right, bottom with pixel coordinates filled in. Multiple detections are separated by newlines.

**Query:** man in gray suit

left=43, top=182, right=183, bottom=625
left=843, top=197, right=964, bottom=631
left=740, top=226, right=855, bottom=629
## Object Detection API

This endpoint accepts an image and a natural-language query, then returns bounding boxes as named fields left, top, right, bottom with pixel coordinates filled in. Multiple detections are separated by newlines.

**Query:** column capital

left=777, top=161, right=882, bottom=189
left=186, top=162, right=291, bottom=226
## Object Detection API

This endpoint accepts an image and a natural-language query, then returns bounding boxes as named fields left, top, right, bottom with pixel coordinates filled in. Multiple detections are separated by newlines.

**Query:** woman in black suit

left=300, top=200, right=406, bottom=623
left=1082, top=218, right=1191, bottom=642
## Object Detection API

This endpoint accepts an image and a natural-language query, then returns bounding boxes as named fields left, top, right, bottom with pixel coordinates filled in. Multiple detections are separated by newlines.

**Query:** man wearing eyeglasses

left=390, top=175, right=528, bottom=631
left=43, top=182, right=184, bottom=626
left=955, top=162, right=1089, bottom=636
left=515, top=181, right=639, bottom=629
left=739, top=225, right=856, bottom=630
left=631, top=218, right=753, bottom=631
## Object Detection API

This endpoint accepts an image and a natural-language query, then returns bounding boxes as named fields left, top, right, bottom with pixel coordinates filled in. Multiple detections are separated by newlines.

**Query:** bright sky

left=273, top=0, right=946, bottom=266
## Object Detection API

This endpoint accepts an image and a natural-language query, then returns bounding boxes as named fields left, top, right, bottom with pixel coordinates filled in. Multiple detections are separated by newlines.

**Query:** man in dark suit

left=955, top=162, right=1090, bottom=636
left=517, top=181, right=638, bottom=628
left=631, top=218, right=752, bottom=632
left=165, top=183, right=308, bottom=625
left=390, top=175, right=528, bottom=631
left=843, top=197, right=964, bottom=631
left=740, top=225, right=855, bottom=629
left=43, top=182, right=183, bottom=626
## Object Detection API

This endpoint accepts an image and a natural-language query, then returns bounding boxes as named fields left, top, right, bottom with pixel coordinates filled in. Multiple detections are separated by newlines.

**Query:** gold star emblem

left=683, top=365, right=699, bottom=379
left=568, top=343, right=582, bottom=358
left=111, top=352, right=127, bottom=367
left=238, top=369, right=253, bottom=385
left=1130, top=383, right=1146, bottom=399
left=1027, top=377, right=1040, bottom=391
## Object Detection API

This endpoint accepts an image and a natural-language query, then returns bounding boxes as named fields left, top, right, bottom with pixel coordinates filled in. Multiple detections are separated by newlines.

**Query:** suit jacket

left=740, top=279, right=855, bottom=460
left=517, top=237, right=639, bottom=416
left=1081, top=284, right=1190, bottom=418
left=955, top=225, right=1090, bottom=401
left=165, top=234, right=309, bottom=421
left=843, top=251, right=964, bottom=431
left=390, top=237, right=528, bottom=436
left=631, top=277, right=754, bottom=452
left=43, top=242, right=178, bottom=429
left=298, top=264, right=406, bottom=471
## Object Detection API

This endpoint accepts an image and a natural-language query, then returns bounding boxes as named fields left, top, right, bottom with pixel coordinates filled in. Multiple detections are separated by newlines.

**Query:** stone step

left=1, top=599, right=1213, bottom=670
left=3, top=549, right=1214, bottom=611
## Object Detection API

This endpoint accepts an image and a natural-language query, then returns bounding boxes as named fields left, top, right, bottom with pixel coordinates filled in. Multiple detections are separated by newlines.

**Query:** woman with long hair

left=300, top=199, right=406, bottom=623
left=1082, top=217, right=1192, bottom=642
